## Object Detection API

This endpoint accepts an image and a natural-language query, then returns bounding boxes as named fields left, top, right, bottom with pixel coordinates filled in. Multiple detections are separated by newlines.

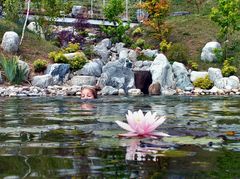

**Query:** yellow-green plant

left=193, top=75, right=213, bottom=89
left=132, top=27, right=143, bottom=37
left=48, top=51, right=68, bottom=63
left=69, top=52, right=88, bottom=70
left=160, top=39, right=172, bottom=53
left=135, top=38, right=145, bottom=49
left=64, top=43, right=80, bottom=53
left=33, top=59, right=48, bottom=72
left=221, top=58, right=237, bottom=77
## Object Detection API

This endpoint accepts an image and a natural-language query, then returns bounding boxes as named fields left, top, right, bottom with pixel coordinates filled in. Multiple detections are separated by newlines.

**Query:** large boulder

left=172, top=62, right=193, bottom=91
left=190, top=71, right=208, bottom=82
left=97, top=59, right=135, bottom=91
left=94, top=38, right=111, bottom=63
left=1, top=31, right=19, bottom=53
left=75, top=58, right=103, bottom=77
left=215, top=76, right=240, bottom=89
left=44, top=63, right=70, bottom=85
left=100, top=86, right=119, bottom=95
left=148, top=82, right=161, bottom=95
left=150, top=54, right=175, bottom=90
left=70, top=76, right=96, bottom=86
left=31, top=74, right=53, bottom=88
left=18, top=60, right=30, bottom=80
left=142, top=49, right=158, bottom=58
left=208, top=67, right=223, bottom=83
left=27, top=22, right=45, bottom=39
left=134, top=70, right=152, bottom=94
left=201, top=42, right=221, bottom=62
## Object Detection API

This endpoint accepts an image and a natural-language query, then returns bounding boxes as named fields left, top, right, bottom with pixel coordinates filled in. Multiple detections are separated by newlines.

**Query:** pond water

left=0, top=96, right=240, bottom=178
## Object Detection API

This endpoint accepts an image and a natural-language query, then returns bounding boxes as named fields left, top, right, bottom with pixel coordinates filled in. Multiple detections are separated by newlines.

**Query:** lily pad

left=163, top=136, right=223, bottom=145
left=160, top=150, right=196, bottom=157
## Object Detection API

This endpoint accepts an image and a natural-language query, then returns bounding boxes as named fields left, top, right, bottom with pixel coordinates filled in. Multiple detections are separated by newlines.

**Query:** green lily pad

left=160, top=150, right=196, bottom=157
left=163, top=136, right=223, bottom=145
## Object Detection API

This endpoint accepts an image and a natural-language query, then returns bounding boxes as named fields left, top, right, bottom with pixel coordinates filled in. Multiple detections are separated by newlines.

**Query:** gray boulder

left=32, top=74, right=53, bottom=88
left=70, top=76, right=96, bottom=86
left=208, top=67, right=223, bottom=83
left=100, top=86, right=119, bottom=95
left=215, top=76, right=240, bottom=89
left=142, top=49, right=158, bottom=58
left=75, top=58, right=103, bottom=77
left=94, top=38, right=111, bottom=63
left=97, top=59, right=135, bottom=90
left=27, top=22, right=45, bottom=39
left=190, top=71, right=208, bottom=82
left=119, top=48, right=129, bottom=60
left=150, top=54, right=175, bottom=90
left=119, top=48, right=137, bottom=62
left=201, top=41, right=221, bottom=62
left=18, top=60, right=30, bottom=80
left=172, top=62, right=193, bottom=90
left=45, top=63, right=70, bottom=85
left=1, top=31, right=19, bottom=53
left=115, top=42, right=125, bottom=54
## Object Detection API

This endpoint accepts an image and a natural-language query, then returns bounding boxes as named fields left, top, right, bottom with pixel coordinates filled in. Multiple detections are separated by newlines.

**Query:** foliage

left=210, top=0, right=240, bottom=41
left=135, top=38, right=145, bottom=49
left=167, top=43, right=189, bottom=64
left=213, top=48, right=224, bottom=63
left=103, top=0, right=124, bottom=22
left=193, top=75, right=214, bottom=89
left=132, top=27, right=143, bottom=37
left=221, top=58, right=237, bottom=77
left=64, top=43, right=80, bottom=53
left=138, top=0, right=170, bottom=40
left=68, top=52, right=88, bottom=70
left=0, top=55, right=27, bottom=84
left=3, top=0, right=24, bottom=22
left=137, top=54, right=155, bottom=61
left=74, top=14, right=91, bottom=32
left=189, top=61, right=199, bottom=70
left=48, top=51, right=68, bottom=63
left=33, top=59, right=48, bottom=72
left=159, top=39, right=172, bottom=53
left=187, top=0, right=206, bottom=13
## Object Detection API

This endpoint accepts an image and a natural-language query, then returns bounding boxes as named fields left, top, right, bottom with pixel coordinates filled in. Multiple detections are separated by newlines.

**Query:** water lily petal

left=148, top=116, right=166, bottom=132
left=151, top=132, right=170, bottom=137
left=126, top=111, right=137, bottom=130
left=115, top=120, right=135, bottom=132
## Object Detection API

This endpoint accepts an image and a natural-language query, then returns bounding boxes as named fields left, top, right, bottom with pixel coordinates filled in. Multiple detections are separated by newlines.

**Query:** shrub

left=135, top=38, right=145, bottom=49
left=189, top=61, right=199, bottom=71
left=159, top=39, right=172, bottom=53
left=3, top=0, right=24, bottom=22
left=222, top=58, right=237, bottom=77
left=137, top=54, right=155, bottom=61
left=193, top=75, right=214, bottom=89
left=33, top=59, right=48, bottom=72
left=0, top=55, right=27, bottom=84
left=64, top=43, right=80, bottom=53
left=48, top=51, right=68, bottom=63
left=167, top=43, right=189, bottom=64
left=132, top=27, right=143, bottom=37
left=69, top=52, right=88, bottom=70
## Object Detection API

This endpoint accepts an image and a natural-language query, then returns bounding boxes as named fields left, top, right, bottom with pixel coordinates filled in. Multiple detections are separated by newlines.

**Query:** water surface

left=0, top=96, right=239, bottom=178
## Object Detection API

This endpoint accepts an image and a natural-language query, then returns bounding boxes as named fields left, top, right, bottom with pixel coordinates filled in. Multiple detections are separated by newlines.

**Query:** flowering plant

left=115, top=110, right=169, bottom=137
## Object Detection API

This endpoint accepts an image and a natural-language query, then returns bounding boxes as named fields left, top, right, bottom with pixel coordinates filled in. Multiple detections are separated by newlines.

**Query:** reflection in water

left=0, top=96, right=239, bottom=178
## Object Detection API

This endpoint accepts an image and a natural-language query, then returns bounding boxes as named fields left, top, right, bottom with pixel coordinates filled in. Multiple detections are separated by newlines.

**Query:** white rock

left=190, top=71, right=208, bottom=82
left=27, top=22, right=45, bottom=39
left=70, top=76, right=96, bottom=86
left=32, top=74, right=54, bottom=88
left=128, top=88, right=142, bottom=96
left=208, top=67, right=223, bottom=83
left=201, top=41, right=221, bottom=62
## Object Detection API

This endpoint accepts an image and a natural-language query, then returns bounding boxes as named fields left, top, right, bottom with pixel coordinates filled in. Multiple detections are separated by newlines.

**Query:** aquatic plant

left=115, top=110, right=169, bottom=137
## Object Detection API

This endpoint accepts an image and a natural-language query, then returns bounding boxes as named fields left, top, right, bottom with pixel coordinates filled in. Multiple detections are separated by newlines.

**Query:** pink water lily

left=116, top=110, right=169, bottom=137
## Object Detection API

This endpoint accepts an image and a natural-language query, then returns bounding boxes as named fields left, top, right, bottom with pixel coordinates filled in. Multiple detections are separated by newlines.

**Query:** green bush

left=0, top=55, right=27, bottom=84
left=33, top=59, right=48, bottom=72
left=64, top=43, right=80, bottom=53
left=189, top=61, right=199, bottom=71
left=222, top=58, right=237, bottom=77
left=48, top=51, right=68, bottom=63
left=160, top=39, right=172, bottom=53
left=69, top=52, right=88, bottom=70
left=193, top=75, right=214, bottom=89
left=132, top=27, right=143, bottom=37
left=3, top=0, right=24, bottom=22
left=135, top=38, right=145, bottom=49
left=167, top=43, right=189, bottom=64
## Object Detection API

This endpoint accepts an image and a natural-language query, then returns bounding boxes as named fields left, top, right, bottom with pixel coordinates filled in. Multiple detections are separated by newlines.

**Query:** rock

left=172, top=62, right=193, bottom=91
left=190, top=71, right=208, bottom=82
left=45, top=63, right=70, bottom=85
left=64, top=52, right=83, bottom=60
left=75, top=58, right=103, bottom=77
left=148, top=82, right=161, bottom=95
left=72, top=5, right=86, bottom=17
left=18, top=60, right=30, bottom=80
left=150, top=54, right=175, bottom=90
left=94, top=38, right=111, bottom=63
left=134, top=70, right=152, bottom=94
left=142, top=49, right=158, bottom=58
left=215, top=76, right=240, bottom=89
left=115, top=42, right=125, bottom=54
left=208, top=67, right=223, bottom=83
left=1, top=31, right=19, bottom=53
left=201, top=41, right=221, bottom=62
left=32, top=74, right=53, bottom=88
left=161, top=89, right=176, bottom=96
left=97, top=59, right=135, bottom=91
left=119, top=48, right=129, bottom=60
left=27, top=22, right=45, bottom=39
left=128, top=88, right=142, bottom=96
left=100, top=86, right=119, bottom=95
left=70, top=76, right=96, bottom=86
left=209, top=86, right=220, bottom=94
left=118, top=88, right=125, bottom=95
left=128, top=50, right=137, bottom=62
left=0, top=72, right=3, bottom=84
